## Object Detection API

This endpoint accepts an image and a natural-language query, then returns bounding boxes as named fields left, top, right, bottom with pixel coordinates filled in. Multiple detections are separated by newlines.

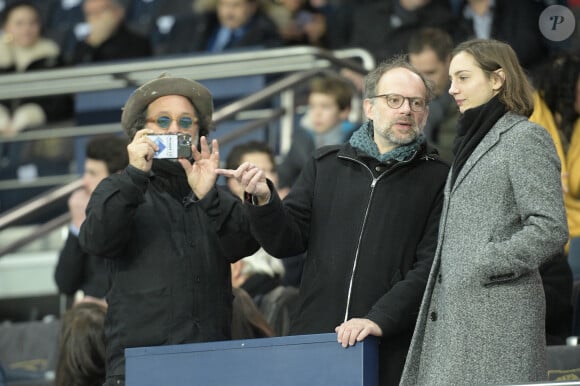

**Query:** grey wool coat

left=400, top=112, right=568, bottom=385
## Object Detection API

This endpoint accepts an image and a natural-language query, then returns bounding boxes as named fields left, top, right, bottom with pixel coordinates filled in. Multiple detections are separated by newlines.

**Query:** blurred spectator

left=0, top=1, right=75, bottom=215
left=231, top=287, right=276, bottom=339
left=454, top=0, right=550, bottom=71
left=230, top=249, right=286, bottom=302
left=228, top=145, right=287, bottom=296
left=0, top=0, right=55, bottom=29
left=54, top=301, right=106, bottom=386
left=54, top=135, right=129, bottom=303
left=70, top=0, right=151, bottom=64
left=529, top=53, right=580, bottom=279
left=225, top=141, right=303, bottom=282
left=408, top=27, right=458, bottom=163
left=272, top=0, right=328, bottom=47
left=331, top=0, right=458, bottom=63
left=225, top=141, right=301, bottom=334
left=278, top=75, right=357, bottom=191
left=337, top=0, right=458, bottom=92
left=231, top=246, right=300, bottom=336
left=124, top=0, right=193, bottom=37
left=159, top=0, right=282, bottom=56
left=0, top=1, right=73, bottom=137
left=43, top=0, right=84, bottom=62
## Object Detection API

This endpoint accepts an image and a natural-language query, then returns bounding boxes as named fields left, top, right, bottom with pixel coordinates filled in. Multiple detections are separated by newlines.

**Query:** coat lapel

left=450, top=113, right=523, bottom=193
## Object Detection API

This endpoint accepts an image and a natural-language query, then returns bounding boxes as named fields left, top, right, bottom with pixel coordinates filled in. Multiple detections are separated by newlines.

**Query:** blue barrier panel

left=125, top=333, right=378, bottom=386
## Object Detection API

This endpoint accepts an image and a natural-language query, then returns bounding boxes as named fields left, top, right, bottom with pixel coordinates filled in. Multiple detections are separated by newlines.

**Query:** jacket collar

left=450, top=112, right=523, bottom=192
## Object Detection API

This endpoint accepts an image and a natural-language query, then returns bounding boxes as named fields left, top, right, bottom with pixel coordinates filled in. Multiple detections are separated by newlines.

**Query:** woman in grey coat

left=400, top=39, right=569, bottom=385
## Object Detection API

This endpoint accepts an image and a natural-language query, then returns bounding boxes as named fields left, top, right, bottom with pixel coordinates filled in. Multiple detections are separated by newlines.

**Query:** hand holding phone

left=146, top=133, right=193, bottom=159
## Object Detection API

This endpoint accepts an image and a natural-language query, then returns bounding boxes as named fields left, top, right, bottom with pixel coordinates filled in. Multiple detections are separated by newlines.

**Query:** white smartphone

left=146, top=133, right=193, bottom=159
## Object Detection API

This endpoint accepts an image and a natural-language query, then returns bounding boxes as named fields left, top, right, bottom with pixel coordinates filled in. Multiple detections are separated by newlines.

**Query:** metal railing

left=0, top=47, right=373, bottom=257
left=0, top=46, right=373, bottom=99
left=0, top=46, right=373, bottom=189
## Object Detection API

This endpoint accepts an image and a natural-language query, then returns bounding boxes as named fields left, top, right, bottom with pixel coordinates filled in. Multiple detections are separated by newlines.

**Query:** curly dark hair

left=533, top=54, right=580, bottom=142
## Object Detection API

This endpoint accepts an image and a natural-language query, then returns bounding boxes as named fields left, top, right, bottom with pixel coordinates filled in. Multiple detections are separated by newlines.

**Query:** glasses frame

left=369, top=93, right=427, bottom=112
left=146, top=114, right=198, bottom=130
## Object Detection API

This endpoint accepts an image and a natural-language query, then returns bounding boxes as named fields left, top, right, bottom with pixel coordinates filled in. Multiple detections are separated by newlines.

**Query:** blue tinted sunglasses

left=147, top=115, right=196, bottom=129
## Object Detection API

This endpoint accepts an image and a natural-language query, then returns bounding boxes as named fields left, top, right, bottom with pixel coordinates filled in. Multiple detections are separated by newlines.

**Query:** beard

left=377, top=118, right=420, bottom=146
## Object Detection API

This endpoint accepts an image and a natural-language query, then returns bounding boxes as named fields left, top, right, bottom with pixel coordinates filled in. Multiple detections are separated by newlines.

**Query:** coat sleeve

left=481, top=123, right=568, bottom=285
left=196, top=186, right=260, bottom=261
left=54, top=231, right=87, bottom=295
left=365, top=185, right=445, bottom=336
left=246, top=157, right=316, bottom=258
left=78, top=166, right=148, bottom=259
left=80, top=166, right=259, bottom=261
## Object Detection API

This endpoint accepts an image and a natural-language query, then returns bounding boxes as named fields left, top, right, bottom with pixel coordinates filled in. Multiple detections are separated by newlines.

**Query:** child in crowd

left=278, top=75, right=356, bottom=192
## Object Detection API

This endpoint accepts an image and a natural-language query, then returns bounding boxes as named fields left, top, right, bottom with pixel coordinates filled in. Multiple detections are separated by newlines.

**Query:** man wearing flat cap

left=79, top=74, right=259, bottom=385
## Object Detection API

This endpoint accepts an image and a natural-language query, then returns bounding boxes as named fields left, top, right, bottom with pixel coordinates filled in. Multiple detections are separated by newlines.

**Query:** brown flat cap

left=121, top=73, right=214, bottom=139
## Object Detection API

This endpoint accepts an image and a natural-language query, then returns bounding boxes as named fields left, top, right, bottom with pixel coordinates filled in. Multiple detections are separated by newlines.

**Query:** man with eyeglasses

left=217, top=56, right=449, bottom=386
left=79, top=73, right=259, bottom=386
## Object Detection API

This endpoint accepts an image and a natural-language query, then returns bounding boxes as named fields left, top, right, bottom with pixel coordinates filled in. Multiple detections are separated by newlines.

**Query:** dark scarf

left=151, top=159, right=192, bottom=201
left=450, top=96, right=506, bottom=187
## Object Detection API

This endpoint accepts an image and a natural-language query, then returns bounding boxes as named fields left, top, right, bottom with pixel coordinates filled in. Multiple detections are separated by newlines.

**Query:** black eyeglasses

left=369, top=93, right=427, bottom=112
left=146, top=115, right=197, bottom=129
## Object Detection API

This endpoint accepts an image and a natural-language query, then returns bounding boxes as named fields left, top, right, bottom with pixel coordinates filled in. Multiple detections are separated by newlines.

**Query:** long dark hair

left=54, top=302, right=106, bottom=386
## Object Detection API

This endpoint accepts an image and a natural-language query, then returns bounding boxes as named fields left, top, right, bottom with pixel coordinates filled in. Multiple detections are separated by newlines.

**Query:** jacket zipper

left=339, top=151, right=417, bottom=322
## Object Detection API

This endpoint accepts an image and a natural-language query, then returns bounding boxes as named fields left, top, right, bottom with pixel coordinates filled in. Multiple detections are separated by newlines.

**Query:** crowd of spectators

left=0, top=0, right=579, bottom=384
left=0, top=0, right=577, bottom=69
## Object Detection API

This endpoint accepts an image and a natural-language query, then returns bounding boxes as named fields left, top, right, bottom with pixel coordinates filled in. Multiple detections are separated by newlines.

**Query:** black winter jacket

left=54, top=231, right=108, bottom=298
left=160, top=11, right=282, bottom=55
left=247, top=142, right=449, bottom=385
left=79, top=162, right=259, bottom=379
left=71, top=24, right=151, bottom=64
